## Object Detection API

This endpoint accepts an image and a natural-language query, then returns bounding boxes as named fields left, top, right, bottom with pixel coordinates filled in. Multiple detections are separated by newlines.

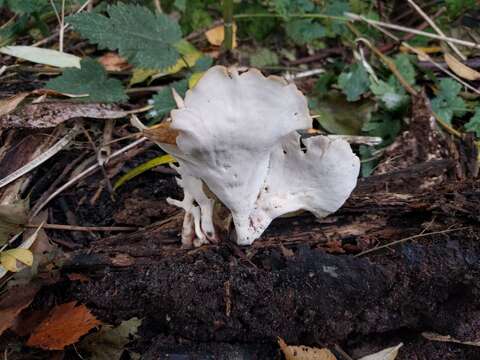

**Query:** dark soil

left=54, top=168, right=480, bottom=359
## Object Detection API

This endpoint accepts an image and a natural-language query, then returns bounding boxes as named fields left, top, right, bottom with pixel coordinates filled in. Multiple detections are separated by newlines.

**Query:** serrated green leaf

left=338, top=63, right=370, bottom=102
left=324, top=0, right=349, bottom=36
left=6, top=0, right=48, bottom=14
left=393, top=54, right=416, bottom=86
left=68, top=3, right=182, bottom=69
left=250, top=48, right=279, bottom=68
left=150, top=80, right=188, bottom=119
left=114, top=155, right=175, bottom=190
left=370, top=79, right=408, bottom=111
left=465, top=107, right=480, bottom=137
left=431, top=78, right=466, bottom=123
left=285, top=19, right=326, bottom=45
left=46, top=58, right=127, bottom=103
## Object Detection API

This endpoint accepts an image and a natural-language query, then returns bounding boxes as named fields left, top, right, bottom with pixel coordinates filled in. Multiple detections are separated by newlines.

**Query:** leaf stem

left=222, top=0, right=234, bottom=51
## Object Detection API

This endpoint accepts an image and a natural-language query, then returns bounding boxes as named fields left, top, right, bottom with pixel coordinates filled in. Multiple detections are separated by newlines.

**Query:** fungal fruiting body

left=150, top=66, right=360, bottom=246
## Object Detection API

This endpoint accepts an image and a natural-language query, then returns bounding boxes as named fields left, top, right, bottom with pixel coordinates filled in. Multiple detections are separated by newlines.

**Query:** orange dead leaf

left=98, top=52, right=131, bottom=72
left=143, top=122, right=179, bottom=145
left=27, top=301, right=101, bottom=350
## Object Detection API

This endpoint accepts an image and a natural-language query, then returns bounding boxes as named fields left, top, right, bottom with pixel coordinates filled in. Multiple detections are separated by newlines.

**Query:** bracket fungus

left=144, top=66, right=360, bottom=246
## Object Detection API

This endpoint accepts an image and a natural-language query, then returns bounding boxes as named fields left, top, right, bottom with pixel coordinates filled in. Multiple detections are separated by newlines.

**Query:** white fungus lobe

left=155, top=66, right=360, bottom=246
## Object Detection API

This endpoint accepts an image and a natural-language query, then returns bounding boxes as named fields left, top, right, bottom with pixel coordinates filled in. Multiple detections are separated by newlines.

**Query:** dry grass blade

left=0, top=126, right=80, bottom=190
left=345, top=12, right=480, bottom=50
left=406, top=0, right=465, bottom=60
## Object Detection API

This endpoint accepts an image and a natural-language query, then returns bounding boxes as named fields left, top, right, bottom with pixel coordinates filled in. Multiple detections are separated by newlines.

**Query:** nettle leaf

left=46, top=58, right=127, bottom=103
left=465, top=107, right=480, bottom=137
left=68, top=3, right=182, bottom=69
left=285, top=19, right=326, bottom=45
left=431, top=78, right=466, bottom=123
left=362, top=112, right=401, bottom=145
left=6, top=0, right=48, bottom=14
left=338, top=63, right=370, bottom=102
left=150, top=80, right=188, bottom=119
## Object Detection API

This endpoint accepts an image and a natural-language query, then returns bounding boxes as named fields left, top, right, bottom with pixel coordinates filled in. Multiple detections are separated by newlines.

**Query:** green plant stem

left=222, top=0, right=234, bottom=51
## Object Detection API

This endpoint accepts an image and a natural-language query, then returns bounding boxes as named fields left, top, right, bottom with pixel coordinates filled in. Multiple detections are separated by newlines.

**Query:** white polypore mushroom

left=148, top=65, right=360, bottom=246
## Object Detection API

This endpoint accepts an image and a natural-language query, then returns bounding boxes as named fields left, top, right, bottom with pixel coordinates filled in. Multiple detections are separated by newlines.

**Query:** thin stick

left=355, top=226, right=470, bottom=257
left=406, top=0, right=465, bottom=60
left=59, top=0, right=65, bottom=52
left=31, top=137, right=148, bottom=217
left=25, top=223, right=137, bottom=232
left=346, top=12, right=480, bottom=50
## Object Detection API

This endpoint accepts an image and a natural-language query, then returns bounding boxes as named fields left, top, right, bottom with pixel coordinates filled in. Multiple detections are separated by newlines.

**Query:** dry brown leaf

left=422, top=332, right=480, bottom=346
left=27, top=301, right=101, bottom=350
left=278, top=338, right=337, bottom=360
left=143, top=122, right=179, bottom=145
left=444, top=53, right=480, bottom=81
left=0, top=102, right=126, bottom=129
left=98, top=52, right=131, bottom=72
left=205, top=23, right=237, bottom=48
left=0, top=92, right=29, bottom=117
left=67, top=273, right=91, bottom=283
left=0, top=284, right=42, bottom=336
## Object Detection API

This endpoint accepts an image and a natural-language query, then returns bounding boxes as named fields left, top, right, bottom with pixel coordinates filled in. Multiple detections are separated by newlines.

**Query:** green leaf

left=68, top=3, right=182, bottom=69
left=323, top=0, right=349, bottom=36
left=465, top=107, right=480, bottom=137
left=393, top=53, right=416, bottom=86
left=6, top=0, right=48, bottom=14
left=150, top=80, right=188, bottom=119
left=362, top=112, right=401, bottom=145
left=114, top=155, right=176, bottom=190
left=370, top=78, right=408, bottom=111
left=285, top=19, right=326, bottom=44
left=338, top=63, right=370, bottom=102
left=191, top=55, right=213, bottom=73
left=250, top=48, right=279, bottom=68
left=431, top=78, right=466, bottom=123
left=311, top=91, right=373, bottom=135
left=46, top=58, right=127, bottom=103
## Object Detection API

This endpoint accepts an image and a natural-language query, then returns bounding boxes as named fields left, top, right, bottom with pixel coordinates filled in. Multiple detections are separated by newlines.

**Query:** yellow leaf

left=114, top=154, right=176, bottom=190
left=129, top=68, right=159, bottom=86
left=444, top=53, right=480, bottom=81
left=205, top=23, right=237, bottom=48
left=129, top=40, right=202, bottom=85
left=1, top=253, right=18, bottom=272
left=189, top=72, right=205, bottom=89
left=278, top=338, right=337, bottom=360
left=1, top=248, right=33, bottom=272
